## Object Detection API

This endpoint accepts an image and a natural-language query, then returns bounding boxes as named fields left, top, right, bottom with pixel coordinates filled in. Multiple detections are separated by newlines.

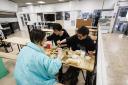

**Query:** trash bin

left=0, top=58, right=8, bottom=79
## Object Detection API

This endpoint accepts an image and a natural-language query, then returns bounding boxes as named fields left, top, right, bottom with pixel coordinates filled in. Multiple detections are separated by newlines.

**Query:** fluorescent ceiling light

left=37, top=1, right=46, bottom=4
left=26, top=2, right=32, bottom=5
left=58, top=0, right=64, bottom=2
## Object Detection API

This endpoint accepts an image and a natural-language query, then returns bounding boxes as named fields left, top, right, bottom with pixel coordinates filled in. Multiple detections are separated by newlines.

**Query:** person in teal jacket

left=14, top=29, right=62, bottom=85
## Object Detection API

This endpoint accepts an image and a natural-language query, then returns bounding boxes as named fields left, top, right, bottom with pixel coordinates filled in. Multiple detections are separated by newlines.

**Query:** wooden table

left=41, top=29, right=53, bottom=36
left=89, top=29, right=98, bottom=36
left=61, top=52, right=95, bottom=81
left=46, top=48, right=95, bottom=71
left=0, top=52, right=17, bottom=60
left=86, top=26, right=98, bottom=29
left=3, top=37, right=30, bottom=45
left=47, top=48, right=95, bottom=81
left=3, top=37, right=30, bottom=51
left=89, top=29, right=98, bottom=32
left=63, top=56, right=95, bottom=81
left=41, top=29, right=53, bottom=32
left=85, top=26, right=98, bottom=36
left=62, top=56, right=95, bottom=71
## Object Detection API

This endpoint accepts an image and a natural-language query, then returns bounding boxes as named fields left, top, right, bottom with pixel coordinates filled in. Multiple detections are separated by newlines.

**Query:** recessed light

left=26, top=2, right=32, bottom=5
left=37, top=1, right=46, bottom=4
left=58, top=0, right=64, bottom=2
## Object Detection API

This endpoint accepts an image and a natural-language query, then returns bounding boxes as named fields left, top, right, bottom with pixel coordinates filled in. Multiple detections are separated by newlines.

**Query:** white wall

left=18, top=0, right=116, bottom=13
left=0, top=0, right=17, bottom=12
left=118, top=1, right=128, bottom=7
left=103, top=0, right=115, bottom=9
left=17, top=0, right=117, bottom=31
left=0, top=0, right=18, bottom=24
left=18, top=2, right=71, bottom=13
left=0, top=18, right=18, bottom=23
left=70, top=0, right=103, bottom=12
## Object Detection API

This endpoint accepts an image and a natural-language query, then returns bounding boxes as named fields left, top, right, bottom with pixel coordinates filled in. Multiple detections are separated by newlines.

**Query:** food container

left=46, top=41, right=52, bottom=49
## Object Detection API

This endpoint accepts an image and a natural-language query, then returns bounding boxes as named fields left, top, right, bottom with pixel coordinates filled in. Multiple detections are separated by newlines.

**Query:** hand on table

left=88, top=51, right=94, bottom=57
left=57, top=48, right=63, bottom=59
left=57, top=40, right=62, bottom=47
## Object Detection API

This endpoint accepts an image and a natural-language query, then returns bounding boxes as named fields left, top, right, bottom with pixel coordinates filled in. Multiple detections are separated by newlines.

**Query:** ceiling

left=9, top=0, right=72, bottom=7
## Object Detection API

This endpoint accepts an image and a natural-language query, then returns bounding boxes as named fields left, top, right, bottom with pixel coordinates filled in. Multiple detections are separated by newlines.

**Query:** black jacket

left=47, top=29, right=69, bottom=45
left=66, top=35, right=95, bottom=52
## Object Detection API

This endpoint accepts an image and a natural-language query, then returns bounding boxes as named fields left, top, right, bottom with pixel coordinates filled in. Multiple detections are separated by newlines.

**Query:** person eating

left=14, top=29, right=63, bottom=85
left=47, top=23, right=69, bottom=47
left=58, top=26, right=95, bottom=85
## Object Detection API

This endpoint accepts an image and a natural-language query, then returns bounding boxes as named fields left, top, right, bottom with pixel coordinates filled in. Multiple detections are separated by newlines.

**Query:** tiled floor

left=102, top=33, right=128, bottom=85
left=0, top=30, right=85, bottom=85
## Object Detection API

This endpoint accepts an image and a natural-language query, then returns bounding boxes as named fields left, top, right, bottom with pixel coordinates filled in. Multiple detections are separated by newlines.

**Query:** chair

left=0, top=58, right=8, bottom=79
left=0, top=30, right=13, bottom=52
left=76, top=19, right=93, bottom=29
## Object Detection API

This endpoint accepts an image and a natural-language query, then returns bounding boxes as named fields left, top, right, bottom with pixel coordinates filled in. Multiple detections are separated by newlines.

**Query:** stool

left=0, top=58, right=8, bottom=79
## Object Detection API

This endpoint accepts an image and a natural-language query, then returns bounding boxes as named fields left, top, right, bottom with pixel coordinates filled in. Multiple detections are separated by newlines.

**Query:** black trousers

left=124, top=29, right=128, bottom=35
left=62, top=66, right=80, bottom=85
left=58, top=66, right=63, bottom=83
left=85, top=71, right=94, bottom=85
left=63, top=66, right=96, bottom=85
left=85, top=62, right=97, bottom=85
